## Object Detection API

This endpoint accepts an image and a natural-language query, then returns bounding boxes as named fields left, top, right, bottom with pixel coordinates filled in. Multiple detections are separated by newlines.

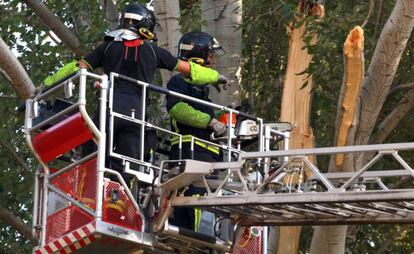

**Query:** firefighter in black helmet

left=44, top=4, right=228, bottom=183
left=167, top=31, right=228, bottom=231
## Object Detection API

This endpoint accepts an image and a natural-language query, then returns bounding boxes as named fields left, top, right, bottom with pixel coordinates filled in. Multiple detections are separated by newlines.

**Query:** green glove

left=169, top=102, right=211, bottom=129
left=43, top=60, right=79, bottom=87
left=188, top=61, right=219, bottom=85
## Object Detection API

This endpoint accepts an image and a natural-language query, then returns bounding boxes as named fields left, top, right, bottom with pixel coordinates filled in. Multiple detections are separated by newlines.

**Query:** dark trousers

left=169, top=144, right=220, bottom=230
left=83, top=91, right=142, bottom=183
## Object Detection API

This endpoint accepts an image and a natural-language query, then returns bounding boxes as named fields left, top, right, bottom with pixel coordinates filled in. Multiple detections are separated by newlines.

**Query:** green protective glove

left=43, top=60, right=79, bottom=87
left=169, top=102, right=211, bottom=129
left=188, top=61, right=219, bottom=85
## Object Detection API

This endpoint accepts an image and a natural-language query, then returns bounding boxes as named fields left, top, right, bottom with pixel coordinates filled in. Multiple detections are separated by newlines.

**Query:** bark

left=154, top=0, right=182, bottom=85
left=0, top=207, right=35, bottom=242
left=0, top=37, right=35, bottom=100
left=201, top=0, right=242, bottom=107
left=99, top=0, right=118, bottom=30
left=311, top=26, right=365, bottom=254
left=310, top=226, right=348, bottom=254
left=354, top=0, right=414, bottom=149
left=22, top=0, right=86, bottom=56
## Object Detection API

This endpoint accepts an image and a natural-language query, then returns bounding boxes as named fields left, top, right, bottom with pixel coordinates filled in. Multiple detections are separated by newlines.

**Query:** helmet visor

left=212, top=37, right=226, bottom=56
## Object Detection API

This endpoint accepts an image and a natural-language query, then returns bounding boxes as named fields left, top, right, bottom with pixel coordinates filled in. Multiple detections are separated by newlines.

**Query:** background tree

left=201, top=0, right=242, bottom=107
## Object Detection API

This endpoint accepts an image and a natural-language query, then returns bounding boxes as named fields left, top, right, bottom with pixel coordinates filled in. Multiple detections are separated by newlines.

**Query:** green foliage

left=241, top=0, right=295, bottom=121
left=0, top=1, right=114, bottom=252
left=179, top=0, right=203, bottom=33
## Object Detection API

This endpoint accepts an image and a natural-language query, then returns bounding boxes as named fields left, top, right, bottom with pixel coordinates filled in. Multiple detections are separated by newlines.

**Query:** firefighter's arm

left=43, top=60, right=80, bottom=87
left=169, top=102, right=211, bottom=129
left=175, top=60, right=228, bottom=86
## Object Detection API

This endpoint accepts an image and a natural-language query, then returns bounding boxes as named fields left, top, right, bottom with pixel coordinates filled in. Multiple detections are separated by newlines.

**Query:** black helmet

left=177, top=31, right=225, bottom=65
left=118, top=3, right=156, bottom=34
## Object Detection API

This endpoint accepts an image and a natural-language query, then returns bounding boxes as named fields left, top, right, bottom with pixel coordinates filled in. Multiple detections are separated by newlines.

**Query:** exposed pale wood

left=277, top=2, right=324, bottom=253
left=335, top=26, right=364, bottom=169
left=312, top=2, right=414, bottom=254
left=277, top=226, right=301, bottom=254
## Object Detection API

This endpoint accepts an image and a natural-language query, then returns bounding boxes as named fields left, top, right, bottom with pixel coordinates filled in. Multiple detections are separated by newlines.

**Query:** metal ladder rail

left=26, top=70, right=109, bottom=246
left=167, top=142, right=414, bottom=226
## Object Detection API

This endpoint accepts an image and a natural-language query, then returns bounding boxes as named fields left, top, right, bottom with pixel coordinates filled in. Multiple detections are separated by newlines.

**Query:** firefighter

left=166, top=31, right=228, bottom=231
left=43, top=4, right=228, bottom=183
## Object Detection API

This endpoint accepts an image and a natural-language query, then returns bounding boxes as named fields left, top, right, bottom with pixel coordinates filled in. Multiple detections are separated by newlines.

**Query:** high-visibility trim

left=172, top=119, right=180, bottom=133
left=171, top=135, right=220, bottom=155
left=192, top=194, right=202, bottom=231
left=33, top=222, right=98, bottom=254
left=124, top=12, right=144, bottom=21
left=104, top=198, right=126, bottom=213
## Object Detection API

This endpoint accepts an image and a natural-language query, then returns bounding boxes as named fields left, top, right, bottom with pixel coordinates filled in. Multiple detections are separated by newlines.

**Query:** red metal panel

left=103, top=180, right=143, bottom=232
left=33, top=112, right=93, bottom=163
left=46, top=205, right=94, bottom=244
left=232, top=227, right=262, bottom=254
left=51, top=157, right=97, bottom=210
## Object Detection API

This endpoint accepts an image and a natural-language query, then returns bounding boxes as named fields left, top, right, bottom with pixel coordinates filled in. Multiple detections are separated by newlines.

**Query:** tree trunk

left=99, top=0, right=118, bottom=30
left=154, top=0, right=182, bottom=85
left=277, top=2, right=324, bottom=253
left=311, top=1, right=414, bottom=253
left=201, top=0, right=242, bottom=107
left=355, top=0, right=414, bottom=149
left=152, top=0, right=182, bottom=125
left=0, top=37, right=36, bottom=100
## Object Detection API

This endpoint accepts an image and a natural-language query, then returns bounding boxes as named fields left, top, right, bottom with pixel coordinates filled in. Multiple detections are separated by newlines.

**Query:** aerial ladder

left=25, top=69, right=414, bottom=254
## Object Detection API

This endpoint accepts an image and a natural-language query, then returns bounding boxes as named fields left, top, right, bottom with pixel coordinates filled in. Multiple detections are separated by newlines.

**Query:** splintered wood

left=335, top=26, right=364, bottom=169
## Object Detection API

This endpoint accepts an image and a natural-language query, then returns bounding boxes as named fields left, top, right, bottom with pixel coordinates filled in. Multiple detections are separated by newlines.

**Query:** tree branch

left=0, top=140, right=31, bottom=173
left=0, top=207, right=35, bottom=242
left=361, top=0, right=375, bottom=28
left=22, top=0, right=87, bottom=56
left=376, top=225, right=413, bottom=254
left=388, top=82, right=414, bottom=98
left=0, top=37, right=36, bottom=100
left=372, top=89, right=414, bottom=144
